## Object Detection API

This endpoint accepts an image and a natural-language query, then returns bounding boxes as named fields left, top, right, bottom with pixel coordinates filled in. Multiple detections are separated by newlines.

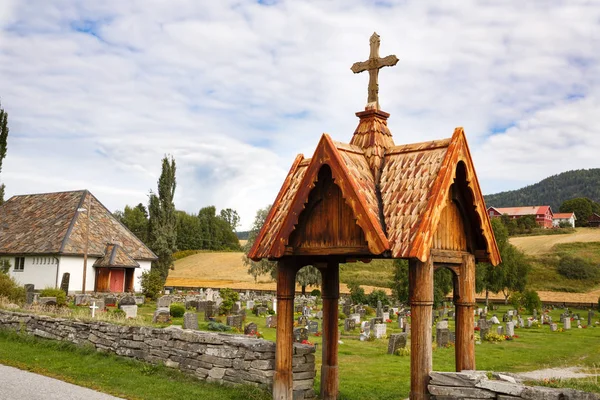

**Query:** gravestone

left=374, top=323, right=387, bottom=339
left=527, top=319, right=533, bottom=328
left=383, top=305, right=389, bottom=313
left=91, top=297, right=105, bottom=311
left=295, top=304, right=303, bottom=313
left=104, top=295, right=117, bottom=307
left=502, top=313, right=508, bottom=322
left=244, top=322, right=258, bottom=335
left=266, top=315, right=277, bottom=328
left=204, top=301, right=216, bottom=321
left=303, top=305, right=310, bottom=316
left=298, top=315, right=308, bottom=327
left=563, top=317, right=571, bottom=330
left=183, top=312, right=198, bottom=329
left=227, top=315, right=243, bottom=331
left=550, top=323, right=558, bottom=332
left=398, top=316, right=405, bottom=330
left=121, top=304, right=138, bottom=319
left=232, top=301, right=242, bottom=313
left=489, top=315, right=500, bottom=324
left=118, top=295, right=136, bottom=308
left=387, top=333, right=407, bottom=354
left=589, top=310, right=594, bottom=326
left=186, top=299, right=199, bottom=310
left=478, top=318, right=487, bottom=330
left=254, top=306, right=268, bottom=316
left=293, top=327, right=308, bottom=343
left=343, top=304, right=351, bottom=316
left=505, top=321, right=514, bottom=337
left=135, top=296, right=145, bottom=305
left=344, top=318, right=356, bottom=331
left=533, top=309, right=537, bottom=318
left=370, top=317, right=383, bottom=329
left=382, top=312, right=390, bottom=321
left=497, top=325, right=504, bottom=335
left=436, top=321, right=450, bottom=347
left=358, top=308, right=366, bottom=319
left=157, top=296, right=171, bottom=308
left=403, top=323, right=411, bottom=334
left=376, top=300, right=383, bottom=318
left=25, top=284, right=35, bottom=305
left=480, top=325, right=489, bottom=340
left=272, top=298, right=277, bottom=314
left=60, top=272, right=70, bottom=295
left=152, top=309, right=171, bottom=324
left=196, top=301, right=208, bottom=313
left=308, top=320, right=319, bottom=334
left=39, top=297, right=57, bottom=306
left=350, top=313, right=361, bottom=323
left=518, top=316, right=524, bottom=328
left=246, top=300, right=255, bottom=310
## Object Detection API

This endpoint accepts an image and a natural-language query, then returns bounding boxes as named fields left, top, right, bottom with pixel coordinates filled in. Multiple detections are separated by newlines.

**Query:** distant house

left=552, top=212, right=577, bottom=228
left=589, top=213, right=600, bottom=228
left=487, top=206, right=554, bottom=228
left=0, top=190, right=157, bottom=293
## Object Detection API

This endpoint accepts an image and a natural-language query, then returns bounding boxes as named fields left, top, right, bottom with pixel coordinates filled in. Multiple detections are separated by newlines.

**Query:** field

left=510, top=228, right=600, bottom=255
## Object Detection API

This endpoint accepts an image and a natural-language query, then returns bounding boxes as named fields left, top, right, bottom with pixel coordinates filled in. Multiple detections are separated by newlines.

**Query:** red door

left=109, top=269, right=125, bottom=292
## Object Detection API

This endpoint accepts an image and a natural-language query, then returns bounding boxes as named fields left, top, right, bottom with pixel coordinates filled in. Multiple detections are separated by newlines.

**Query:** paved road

left=0, top=364, right=123, bottom=400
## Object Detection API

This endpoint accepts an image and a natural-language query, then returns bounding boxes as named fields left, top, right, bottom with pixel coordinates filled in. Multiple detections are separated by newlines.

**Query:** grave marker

left=227, top=314, right=243, bottom=330
left=89, top=302, right=99, bottom=318
left=387, top=333, right=407, bottom=354
left=266, top=315, right=277, bottom=328
left=183, top=312, right=198, bottom=329
left=25, top=284, right=35, bottom=305
left=121, top=304, right=138, bottom=319
left=344, top=318, right=356, bottom=331
left=374, top=323, right=387, bottom=338
left=293, top=327, right=308, bottom=343
left=244, top=322, right=258, bottom=335
left=308, top=320, right=319, bottom=334
left=505, top=321, right=514, bottom=337
left=204, top=301, right=216, bottom=321
left=60, top=272, right=70, bottom=295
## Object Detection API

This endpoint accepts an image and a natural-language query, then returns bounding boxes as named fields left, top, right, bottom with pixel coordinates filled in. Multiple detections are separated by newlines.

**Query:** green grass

left=0, top=330, right=270, bottom=400
left=553, top=242, right=600, bottom=264
left=4, top=303, right=600, bottom=399
left=340, top=259, right=395, bottom=288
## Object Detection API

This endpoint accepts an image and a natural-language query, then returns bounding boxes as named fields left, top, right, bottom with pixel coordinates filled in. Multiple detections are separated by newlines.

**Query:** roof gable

left=249, top=134, right=389, bottom=260
left=93, top=243, right=140, bottom=268
left=0, top=190, right=157, bottom=260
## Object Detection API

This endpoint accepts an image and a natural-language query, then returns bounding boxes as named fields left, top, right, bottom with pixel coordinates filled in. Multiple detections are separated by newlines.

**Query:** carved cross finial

left=351, top=32, right=399, bottom=110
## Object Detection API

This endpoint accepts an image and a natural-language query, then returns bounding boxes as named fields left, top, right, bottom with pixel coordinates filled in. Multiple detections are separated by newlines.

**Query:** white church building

left=0, top=190, right=157, bottom=293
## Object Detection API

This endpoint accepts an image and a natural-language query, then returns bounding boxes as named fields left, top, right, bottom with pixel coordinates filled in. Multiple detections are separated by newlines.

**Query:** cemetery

left=1, top=287, right=600, bottom=399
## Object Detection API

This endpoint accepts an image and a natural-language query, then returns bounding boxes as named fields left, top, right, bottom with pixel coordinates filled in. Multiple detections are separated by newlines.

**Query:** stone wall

left=0, top=310, right=316, bottom=399
left=429, top=371, right=600, bottom=400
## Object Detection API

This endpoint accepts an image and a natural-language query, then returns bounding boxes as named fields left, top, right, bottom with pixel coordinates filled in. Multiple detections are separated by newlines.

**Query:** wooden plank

left=285, top=246, right=371, bottom=256
left=431, top=249, right=471, bottom=264
left=455, top=254, right=476, bottom=371
left=320, top=261, right=340, bottom=400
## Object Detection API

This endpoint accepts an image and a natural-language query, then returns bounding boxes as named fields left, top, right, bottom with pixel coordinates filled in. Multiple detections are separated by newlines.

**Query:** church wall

left=59, top=255, right=98, bottom=292
left=134, top=260, right=152, bottom=292
left=5, top=255, right=60, bottom=289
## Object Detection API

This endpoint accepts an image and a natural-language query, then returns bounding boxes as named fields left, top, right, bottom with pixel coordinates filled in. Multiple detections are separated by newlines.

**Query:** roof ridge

left=59, top=190, right=88, bottom=253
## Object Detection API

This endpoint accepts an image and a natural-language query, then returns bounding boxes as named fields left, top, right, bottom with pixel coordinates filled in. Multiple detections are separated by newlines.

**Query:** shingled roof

left=93, top=243, right=140, bottom=268
left=0, top=190, right=157, bottom=260
left=249, top=107, right=500, bottom=265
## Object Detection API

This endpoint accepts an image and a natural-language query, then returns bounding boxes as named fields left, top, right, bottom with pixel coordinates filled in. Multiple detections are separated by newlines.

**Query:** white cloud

left=0, top=1, right=599, bottom=229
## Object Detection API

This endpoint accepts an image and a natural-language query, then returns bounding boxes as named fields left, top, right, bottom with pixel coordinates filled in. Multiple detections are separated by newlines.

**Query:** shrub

left=207, top=321, right=231, bottom=332
left=0, top=273, right=26, bottom=304
left=367, top=289, right=390, bottom=308
left=395, top=347, right=410, bottom=356
left=169, top=303, right=185, bottom=318
left=219, top=288, right=239, bottom=315
left=348, top=283, right=367, bottom=305
left=522, top=289, right=542, bottom=314
left=40, top=288, right=67, bottom=306
left=139, top=269, right=163, bottom=300
left=172, top=250, right=202, bottom=261
left=310, top=289, right=321, bottom=297
left=338, top=312, right=347, bottom=320
left=0, top=259, right=10, bottom=274
left=557, top=255, right=599, bottom=280
left=364, top=306, right=375, bottom=316
left=509, top=292, right=523, bottom=310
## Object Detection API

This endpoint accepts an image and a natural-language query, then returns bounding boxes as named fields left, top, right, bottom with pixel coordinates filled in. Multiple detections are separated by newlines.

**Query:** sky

left=0, top=1, right=599, bottom=230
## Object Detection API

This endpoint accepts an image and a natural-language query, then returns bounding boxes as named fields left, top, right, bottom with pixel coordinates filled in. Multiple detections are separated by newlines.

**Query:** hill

left=484, top=168, right=600, bottom=210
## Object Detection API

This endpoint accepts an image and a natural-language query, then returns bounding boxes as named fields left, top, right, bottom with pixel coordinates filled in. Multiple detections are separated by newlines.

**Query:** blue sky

left=0, top=1, right=599, bottom=229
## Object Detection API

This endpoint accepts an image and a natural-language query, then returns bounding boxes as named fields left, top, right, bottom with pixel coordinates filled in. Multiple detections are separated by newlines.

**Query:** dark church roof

left=93, top=243, right=140, bottom=268
left=0, top=190, right=157, bottom=261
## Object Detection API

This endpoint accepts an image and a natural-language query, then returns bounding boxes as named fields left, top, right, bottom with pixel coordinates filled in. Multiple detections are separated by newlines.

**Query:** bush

left=40, top=288, right=66, bottom=306
left=367, top=289, right=390, bottom=308
left=338, top=312, right=347, bottom=320
left=557, top=255, right=599, bottom=280
left=172, top=250, right=202, bottom=260
left=348, top=283, right=367, bottom=305
left=522, top=289, right=542, bottom=314
left=0, top=273, right=26, bottom=304
left=169, top=303, right=185, bottom=318
left=207, top=321, right=231, bottom=332
left=0, top=259, right=10, bottom=274
left=139, top=269, right=164, bottom=300
left=364, top=306, right=375, bottom=316
left=219, top=288, right=239, bottom=315
left=310, top=289, right=321, bottom=297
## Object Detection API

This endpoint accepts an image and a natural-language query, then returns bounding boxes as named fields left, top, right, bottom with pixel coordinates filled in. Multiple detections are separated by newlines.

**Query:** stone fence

left=429, top=371, right=600, bottom=400
left=0, top=310, right=316, bottom=399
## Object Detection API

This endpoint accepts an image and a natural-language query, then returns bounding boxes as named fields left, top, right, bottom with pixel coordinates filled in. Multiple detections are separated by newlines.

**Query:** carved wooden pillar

left=320, top=261, right=340, bottom=400
left=409, top=257, right=433, bottom=400
left=273, top=259, right=298, bottom=400
left=455, top=253, right=476, bottom=371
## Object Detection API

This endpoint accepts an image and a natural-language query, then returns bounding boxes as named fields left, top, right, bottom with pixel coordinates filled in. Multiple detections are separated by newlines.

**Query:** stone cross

left=89, top=302, right=99, bottom=318
left=350, top=32, right=399, bottom=110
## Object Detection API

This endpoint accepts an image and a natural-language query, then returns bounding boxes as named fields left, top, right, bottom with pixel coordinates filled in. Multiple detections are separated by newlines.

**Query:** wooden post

left=455, top=253, right=476, bottom=371
left=409, top=257, right=433, bottom=400
left=320, top=261, right=340, bottom=400
left=273, top=259, right=298, bottom=400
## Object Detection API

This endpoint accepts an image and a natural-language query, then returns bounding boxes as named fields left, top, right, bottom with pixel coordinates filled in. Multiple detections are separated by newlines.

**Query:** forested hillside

left=484, top=169, right=600, bottom=210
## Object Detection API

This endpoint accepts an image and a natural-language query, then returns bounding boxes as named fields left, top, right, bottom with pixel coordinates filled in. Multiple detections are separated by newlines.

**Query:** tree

left=560, top=198, right=598, bottom=227
left=175, top=211, right=203, bottom=251
left=118, top=204, right=149, bottom=244
left=348, top=283, right=367, bottom=305
left=219, top=208, right=240, bottom=232
left=296, top=266, right=322, bottom=295
left=243, top=206, right=277, bottom=282
left=0, top=103, right=8, bottom=205
left=148, top=156, right=177, bottom=282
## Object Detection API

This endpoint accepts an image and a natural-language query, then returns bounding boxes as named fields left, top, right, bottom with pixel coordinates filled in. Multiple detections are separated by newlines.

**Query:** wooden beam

left=409, top=257, right=433, bottom=400
left=273, top=260, right=299, bottom=400
left=284, top=245, right=371, bottom=256
left=319, top=261, right=340, bottom=400
left=455, top=253, right=476, bottom=372
left=431, top=249, right=471, bottom=264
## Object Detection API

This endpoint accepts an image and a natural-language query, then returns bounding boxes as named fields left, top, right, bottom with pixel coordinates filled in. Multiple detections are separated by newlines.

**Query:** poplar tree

left=0, top=103, right=8, bottom=205
left=148, top=155, right=177, bottom=281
